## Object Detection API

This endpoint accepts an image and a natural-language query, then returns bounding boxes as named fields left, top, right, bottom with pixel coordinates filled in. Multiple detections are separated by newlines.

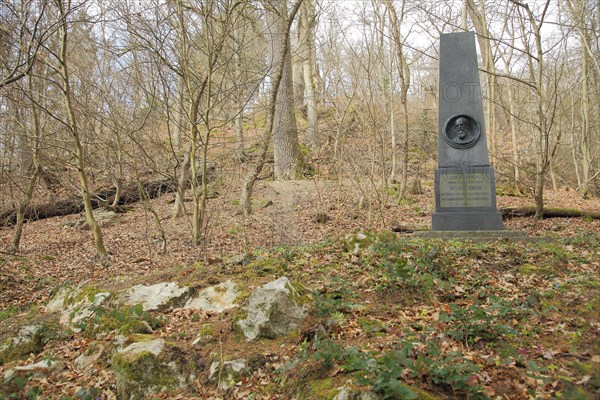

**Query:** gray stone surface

left=121, top=282, right=191, bottom=311
left=333, top=385, right=380, bottom=400
left=0, top=323, right=47, bottom=363
left=59, top=291, right=111, bottom=332
left=184, top=280, right=240, bottom=312
left=4, top=359, right=65, bottom=382
left=45, top=286, right=72, bottom=313
left=112, top=338, right=203, bottom=400
left=433, top=32, right=503, bottom=231
left=209, top=359, right=250, bottom=390
left=118, top=338, right=165, bottom=357
left=74, top=343, right=105, bottom=370
left=235, top=277, right=308, bottom=341
left=437, top=32, right=489, bottom=167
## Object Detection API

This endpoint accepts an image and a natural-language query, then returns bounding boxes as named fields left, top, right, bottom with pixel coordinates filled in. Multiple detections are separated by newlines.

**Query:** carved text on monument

left=439, top=173, right=492, bottom=208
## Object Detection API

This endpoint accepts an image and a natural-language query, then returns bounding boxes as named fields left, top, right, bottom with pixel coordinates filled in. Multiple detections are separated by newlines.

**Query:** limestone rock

left=59, top=290, right=111, bottom=333
left=185, top=281, right=240, bottom=312
left=118, top=320, right=154, bottom=335
left=74, top=343, right=105, bottom=370
left=45, top=286, right=72, bottom=313
left=344, top=232, right=374, bottom=254
left=0, top=323, right=54, bottom=364
left=209, top=359, right=250, bottom=390
left=112, top=338, right=203, bottom=400
left=235, top=277, right=308, bottom=341
left=4, top=359, right=65, bottom=382
left=121, top=282, right=191, bottom=311
left=333, top=385, right=380, bottom=400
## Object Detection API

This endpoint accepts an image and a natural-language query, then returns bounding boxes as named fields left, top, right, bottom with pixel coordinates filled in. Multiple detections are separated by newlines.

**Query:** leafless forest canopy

left=1, top=0, right=598, bottom=253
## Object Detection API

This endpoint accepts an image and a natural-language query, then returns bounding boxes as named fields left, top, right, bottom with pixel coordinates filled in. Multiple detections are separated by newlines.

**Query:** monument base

left=433, top=165, right=503, bottom=231
left=432, top=211, right=503, bottom=231
left=414, top=230, right=547, bottom=243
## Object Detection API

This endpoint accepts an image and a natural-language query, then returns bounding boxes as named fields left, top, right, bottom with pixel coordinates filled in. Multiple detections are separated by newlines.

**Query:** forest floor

left=0, top=178, right=599, bottom=399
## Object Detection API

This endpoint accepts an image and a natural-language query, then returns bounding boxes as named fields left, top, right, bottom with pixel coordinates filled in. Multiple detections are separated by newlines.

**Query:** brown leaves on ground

left=0, top=181, right=599, bottom=399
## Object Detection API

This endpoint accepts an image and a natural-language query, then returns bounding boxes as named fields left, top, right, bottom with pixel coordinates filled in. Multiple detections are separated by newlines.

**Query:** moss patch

left=0, top=321, right=59, bottom=365
left=113, top=350, right=180, bottom=399
left=306, top=378, right=339, bottom=400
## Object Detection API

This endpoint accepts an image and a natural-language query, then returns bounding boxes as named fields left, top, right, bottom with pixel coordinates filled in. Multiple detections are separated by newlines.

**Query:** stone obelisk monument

left=432, top=32, right=503, bottom=231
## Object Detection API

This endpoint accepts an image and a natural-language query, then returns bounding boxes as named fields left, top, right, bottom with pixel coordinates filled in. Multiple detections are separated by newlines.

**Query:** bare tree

left=0, top=0, right=59, bottom=88
left=299, top=0, right=319, bottom=148
left=54, top=0, right=107, bottom=255
left=265, top=0, right=302, bottom=180
left=565, top=0, right=598, bottom=197
left=383, top=0, right=410, bottom=195
left=240, top=0, right=302, bottom=215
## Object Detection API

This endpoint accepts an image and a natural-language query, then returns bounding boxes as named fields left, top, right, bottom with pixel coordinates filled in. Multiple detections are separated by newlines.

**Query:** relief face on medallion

left=444, top=115, right=481, bottom=149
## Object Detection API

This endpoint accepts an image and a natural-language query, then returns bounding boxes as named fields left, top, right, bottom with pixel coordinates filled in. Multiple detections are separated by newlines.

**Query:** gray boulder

left=46, top=285, right=112, bottom=332
left=112, top=337, right=203, bottom=400
left=234, top=277, right=308, bottom=341
left=209, top=359, right=250, bottom=390
left=333, top=385, right=380, bottom=400
left=74, top=343, right=105, bottom=370
left=0, top=323, right=49, bottom=364
left=66, top=208, right=119, bottom=230
left=45, top=286, right=72, bottom=313
left=59, top=291, right=111, bottom=333
left=121, top=282, right=191, bottom=311
left=185, top=280, right=240, bottom=312
left=4, top=359, right=65, bottom=382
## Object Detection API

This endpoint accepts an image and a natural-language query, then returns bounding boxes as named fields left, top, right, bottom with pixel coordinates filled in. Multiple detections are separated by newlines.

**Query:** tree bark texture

left=267, top=0, right=301, bottom=180
left=57, top=0, right=107, bottom=255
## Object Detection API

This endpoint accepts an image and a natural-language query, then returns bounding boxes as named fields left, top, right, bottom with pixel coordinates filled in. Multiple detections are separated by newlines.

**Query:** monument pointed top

left=438, top=31, right=489, bottom=167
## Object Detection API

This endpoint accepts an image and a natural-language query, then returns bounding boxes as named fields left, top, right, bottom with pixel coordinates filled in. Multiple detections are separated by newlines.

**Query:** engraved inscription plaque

left=439, top=172, right=492, bottom=208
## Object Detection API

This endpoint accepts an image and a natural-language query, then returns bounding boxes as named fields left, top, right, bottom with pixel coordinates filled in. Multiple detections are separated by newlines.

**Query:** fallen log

left=500, top=206, right=600, bottom=220
left=0, top=178, right=176, bottom=227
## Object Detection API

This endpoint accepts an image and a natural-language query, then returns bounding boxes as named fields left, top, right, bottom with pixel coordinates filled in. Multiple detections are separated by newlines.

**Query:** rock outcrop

left=112, top=337, right=204, bottom=400
left=184, top=280, right=240, bottom=312
left=234, top=277, right=308, bottom=341
left=208, top=359, right=250, bottom=390
left=120, top=282, right=190, bottom=311
left=0, top=323, right=53, bottom=364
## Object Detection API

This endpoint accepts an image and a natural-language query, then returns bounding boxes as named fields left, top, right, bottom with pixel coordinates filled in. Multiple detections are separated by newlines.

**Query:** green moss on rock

left=113, top=350, right=180, bottom=399
left=307, top=378, right=339, bottom=399
left=0, top=321, right=59, bottom=365
left=112, top=339, right=203, bottom=399
left=344, top=233, right=374, bottom=254
left=118, top=320, right=153, bottom=335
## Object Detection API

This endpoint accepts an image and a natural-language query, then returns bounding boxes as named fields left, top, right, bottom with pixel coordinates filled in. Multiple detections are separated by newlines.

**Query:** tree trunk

left=172, top=146, right=192, bottom=218
left=267, top=0, right=301, bottom=180
left=240, top=0, right=302, bottom=213
left=302, top=0, right=319, bottom=148
left=565, top=0, right=592, bottom=197
left=58, top=0, right=107, bottom=256
left=0, top=177, right=178, bottom=227
left=9, top=74, right=42, bottom=254
left=383, top=0, right=410, bottom=195
left=501, top=206, right=600, bottom=219
left=233, top=23, right=245, bottom=160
